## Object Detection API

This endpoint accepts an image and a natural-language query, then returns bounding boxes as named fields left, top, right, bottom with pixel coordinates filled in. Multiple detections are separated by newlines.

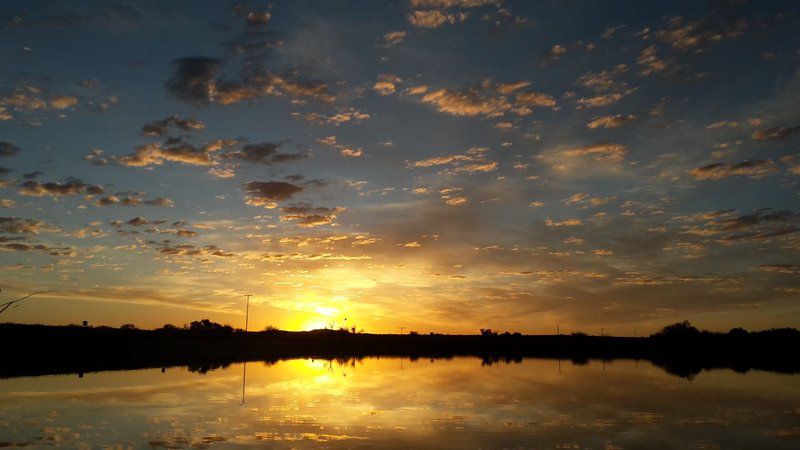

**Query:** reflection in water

left=0, top=358, right=799, bottom=448
left=241, top=361, right=246, bottom=405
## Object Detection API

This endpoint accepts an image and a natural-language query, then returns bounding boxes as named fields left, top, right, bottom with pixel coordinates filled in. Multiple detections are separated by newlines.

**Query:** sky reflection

left=1, top=358, right=798, bottom=448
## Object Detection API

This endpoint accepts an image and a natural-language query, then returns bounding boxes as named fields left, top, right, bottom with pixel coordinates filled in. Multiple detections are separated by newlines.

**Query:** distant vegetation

left=2, top=320, right=798, bottom=380
left=42, top=319, right=800, bottom=341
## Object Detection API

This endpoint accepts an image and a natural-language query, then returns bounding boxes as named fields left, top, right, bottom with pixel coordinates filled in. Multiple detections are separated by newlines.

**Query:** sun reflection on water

left=0, top=358, right=798, bottom=449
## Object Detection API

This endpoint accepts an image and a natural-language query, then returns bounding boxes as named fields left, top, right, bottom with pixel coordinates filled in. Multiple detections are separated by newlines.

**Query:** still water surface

left=1, top=358, right=798, bottom=449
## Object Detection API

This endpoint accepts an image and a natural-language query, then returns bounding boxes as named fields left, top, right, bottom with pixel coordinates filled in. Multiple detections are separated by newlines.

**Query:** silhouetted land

left=2, top=321, right=798, bottom=379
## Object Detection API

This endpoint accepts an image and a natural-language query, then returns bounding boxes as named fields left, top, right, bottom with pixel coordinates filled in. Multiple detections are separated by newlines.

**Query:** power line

left=0, top=290, right=49, bottom=315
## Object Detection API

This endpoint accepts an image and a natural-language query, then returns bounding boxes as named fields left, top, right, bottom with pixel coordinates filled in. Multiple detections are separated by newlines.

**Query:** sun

left=301, top=318, right=331, bottom=331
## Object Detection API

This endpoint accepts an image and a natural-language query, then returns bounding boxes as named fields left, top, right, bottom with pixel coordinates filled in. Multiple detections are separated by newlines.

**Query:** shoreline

left=3, top=322, right=799, bottom=379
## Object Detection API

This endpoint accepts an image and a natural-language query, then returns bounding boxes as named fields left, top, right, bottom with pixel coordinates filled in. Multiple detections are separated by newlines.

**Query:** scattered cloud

left=751, top=125, right=800, bottom=142
left=222, top=142, right=306, bottom=165
left=690, top=160, right=779, bottom=180
left=545, top=218, right=583, bottom=227
left=18, top=178, right=103, bottom=197
left=280, top=203, right=344, bottom=227
left=374, top=74, right=402, bottom=95
left=412, top=80, right=555, bottom=118
left=408, top=10, right=468, bottom=28
left=407, top=147, right=497, bottom=174
left=0, top=141, right=20, bottom=157
left=381, top=30, right=407, bottom=47
left=0, top=217, right=57, bottom=234
left=587, top=114, right=637, bottom=129
left=141, top=115, right=205, bottom=136
left=166, top=56, right=335, bottom=106
left=243, top=181, right=304, bottom=208
left=294, top=109, right=370, bottom=126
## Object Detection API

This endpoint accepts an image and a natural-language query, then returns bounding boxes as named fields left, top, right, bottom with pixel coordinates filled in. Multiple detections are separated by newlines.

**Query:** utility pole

left=243, top=294, right=252, bottom=332
left=399, top=326, right=405, bottom=334
left=557, top=325, right=560, bottom=335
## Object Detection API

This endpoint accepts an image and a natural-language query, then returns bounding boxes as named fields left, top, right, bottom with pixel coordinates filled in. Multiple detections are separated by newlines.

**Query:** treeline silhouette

left=1, top=320, right=798, bottom=380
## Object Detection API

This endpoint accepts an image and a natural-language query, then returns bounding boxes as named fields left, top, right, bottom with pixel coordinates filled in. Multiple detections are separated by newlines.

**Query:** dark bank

left=3, top=320, right=799, bottom=380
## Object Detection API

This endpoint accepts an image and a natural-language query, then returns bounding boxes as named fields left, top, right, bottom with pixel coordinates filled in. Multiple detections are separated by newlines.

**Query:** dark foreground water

left=1, top=358, right=798, bottom=449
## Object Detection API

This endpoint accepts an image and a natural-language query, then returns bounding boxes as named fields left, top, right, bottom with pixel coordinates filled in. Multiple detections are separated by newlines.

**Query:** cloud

left=636, top=15, right=747, bottom=76
left=208, top=167, right=236, bottom=178
left=243, top=181, right=304, bottom=208
left=719, top=209, right=799, bottom=232
left=115, top=138, right=237, bottom=167
left=564, top=192, right=612, bottom=209
left=84, top=148, right=109, bottom=166
left=779, top=155, right=800, bottom=175
left=578, top=66, right=628, bottom=91
left=408, top=10, right=468, bottom=28
left=166, top=56, right=336, bottom=106
left=216, top=72, right=336, bottom=104
left=381, top=31, right=407, bottom=47
left=515, top=91, right=556, bottom=108
left=756, top=264, right=799, bottom=274
left=0, top=86, right=80, bottom=122
left=222, top=142, right=306, bottom=165
left=280, top=203, right=344, bottom=227
left=144, top=197, right=175, bottom=207
left=317, top=135, right=366, bottom=158
left=445, top=196, right=468, bottom=206
left=374, top=74, right=402, bottom=95
left=751, top=125, right=800, bottom=142
left=18, top=178, right=103, bottom=197
left=0, top=141, right=20, bottom=157
left=0, top=242, right=74, bottom=256
left=410, top=0, right=501, bottom=7
left=587, top=114, right=637, bottom=129
left=637, top=45, right=669, bottom=75
left=410, top=80, right=555, bottom=118
left=561, top=143, right=627, bottom=163
left=340, top=147, right=364, bottom=158
left=166, top=56, right=221, bottom=105
left=421, top=88, right=509, bottom=116
left=653, top=16, right=746, bottom=53
left=0, top=217, right=57, bottom=234
left=260, top=252, right=370, bottom=261
left=127, top=217, right=149, bottom=227
left=678, top=208, right=800, bottom=244
left=537, top=142, right=628, bottom=176
left=689, top=159, right=779, bottom=180
left=576, top=91, right=632, bottom=108
left=94, top=195, right=174, bottom=207
left=295, top=109, right=370, bottom=126
left=494, top=81, right=530, bottom=95
left=141, top=115, right=205, bottom=136
left=407, top=147, right=497, bottom=174
left=155, top=241, right=235, bottom=258
left=545, top=218, right=583, bottom=227
left=230, top=4, right=272, bottom=27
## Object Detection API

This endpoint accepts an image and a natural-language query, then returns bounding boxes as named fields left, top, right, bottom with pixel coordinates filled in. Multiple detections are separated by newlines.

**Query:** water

left=1, top=358, right=798, bottom=449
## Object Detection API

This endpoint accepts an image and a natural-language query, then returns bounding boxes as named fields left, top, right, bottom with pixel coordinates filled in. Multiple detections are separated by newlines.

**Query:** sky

left=0, top=0, right=798, bottom=335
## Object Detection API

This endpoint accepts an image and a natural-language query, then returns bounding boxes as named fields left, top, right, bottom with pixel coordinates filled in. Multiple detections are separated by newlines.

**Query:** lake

left=1, top=358, right=798, bottom=448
